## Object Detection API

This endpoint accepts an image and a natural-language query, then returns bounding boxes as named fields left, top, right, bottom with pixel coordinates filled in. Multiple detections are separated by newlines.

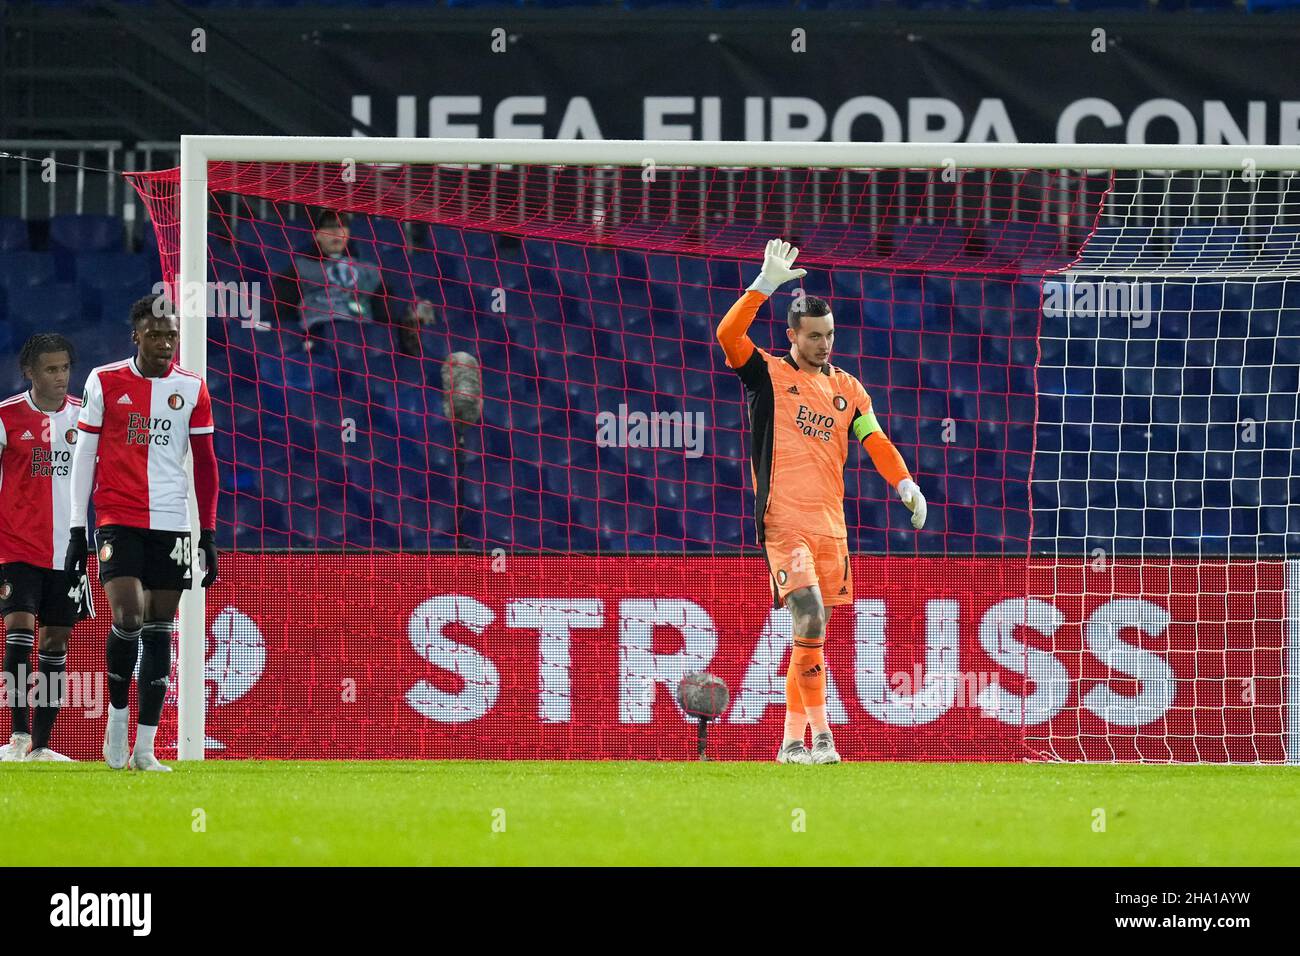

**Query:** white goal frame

left=175, top=135, right=1300, bottom=760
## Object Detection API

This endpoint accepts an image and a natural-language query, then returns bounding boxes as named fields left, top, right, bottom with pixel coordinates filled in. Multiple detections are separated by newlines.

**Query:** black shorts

left=0, top=561, right=78, bottom=628
left=94, top=525, right=194, bottom=592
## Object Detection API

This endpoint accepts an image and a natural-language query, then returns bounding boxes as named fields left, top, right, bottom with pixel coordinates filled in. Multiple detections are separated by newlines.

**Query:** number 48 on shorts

left=94, top=525, right=196, bottom=591
left=168, top=535, right=191, bottom=571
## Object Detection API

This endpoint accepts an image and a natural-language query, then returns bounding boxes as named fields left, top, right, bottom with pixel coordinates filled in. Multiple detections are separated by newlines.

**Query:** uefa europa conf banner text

left=17, top=554, right=1291, bottom=763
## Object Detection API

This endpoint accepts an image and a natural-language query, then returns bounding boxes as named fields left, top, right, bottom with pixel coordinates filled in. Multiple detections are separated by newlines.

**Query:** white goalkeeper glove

left=896, top=478, right=928, bottom=530
left=747, top=238, right=808, bottom=296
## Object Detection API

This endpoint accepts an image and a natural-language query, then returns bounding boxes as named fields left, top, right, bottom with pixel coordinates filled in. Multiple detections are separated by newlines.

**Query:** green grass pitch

left=1, top=761, right=1296, bottom=866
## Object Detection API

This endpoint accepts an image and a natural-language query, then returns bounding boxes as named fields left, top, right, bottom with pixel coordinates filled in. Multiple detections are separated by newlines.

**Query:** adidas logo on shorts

left=838, top=586, right=848, bottom=595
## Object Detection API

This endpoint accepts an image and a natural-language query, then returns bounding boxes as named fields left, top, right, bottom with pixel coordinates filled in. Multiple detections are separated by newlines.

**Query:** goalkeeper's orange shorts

left=762, top=526, right=853, bottom=610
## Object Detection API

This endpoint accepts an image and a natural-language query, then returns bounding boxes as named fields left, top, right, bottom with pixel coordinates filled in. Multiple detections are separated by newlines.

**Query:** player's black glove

left=65, top=527, right=89, bottom=584
left=67, top=571, right=96, bottom=621
left=198, top=529, right=218, bottom=588
left=64, top=527, right=95, bottom=620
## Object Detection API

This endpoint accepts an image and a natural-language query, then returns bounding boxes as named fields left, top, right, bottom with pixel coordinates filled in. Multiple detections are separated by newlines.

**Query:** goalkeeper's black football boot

left=810, top=731, right=842, bottom=764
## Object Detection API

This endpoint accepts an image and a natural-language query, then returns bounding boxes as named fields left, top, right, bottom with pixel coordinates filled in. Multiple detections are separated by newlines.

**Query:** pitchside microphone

left=443, top=352, right=482, bottom=546
left=677, top=672, right=730, bottom=761
left=442, top=351, right=483, bottom=433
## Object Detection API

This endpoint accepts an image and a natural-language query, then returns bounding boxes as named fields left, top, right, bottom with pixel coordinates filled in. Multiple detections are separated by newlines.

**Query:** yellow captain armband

left=852, top=408, right=882, bottom=442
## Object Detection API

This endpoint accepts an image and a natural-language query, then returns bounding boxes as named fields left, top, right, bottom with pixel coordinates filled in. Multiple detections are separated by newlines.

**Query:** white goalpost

left=173, top=136, right=1300, bottom=762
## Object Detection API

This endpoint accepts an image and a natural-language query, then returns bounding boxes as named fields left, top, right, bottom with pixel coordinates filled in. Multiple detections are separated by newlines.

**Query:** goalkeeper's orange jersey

left=716, top=290, right=911, bottom=542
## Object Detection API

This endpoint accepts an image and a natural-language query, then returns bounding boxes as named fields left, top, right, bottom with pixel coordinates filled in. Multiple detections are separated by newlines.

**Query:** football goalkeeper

left=717, top=239, right=928, bottom=765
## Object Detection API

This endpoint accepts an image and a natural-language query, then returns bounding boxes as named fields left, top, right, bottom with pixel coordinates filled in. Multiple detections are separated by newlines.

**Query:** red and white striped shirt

left=77, top=358, right=215, bottom=532
left=0, top=390, right=83, bottom=569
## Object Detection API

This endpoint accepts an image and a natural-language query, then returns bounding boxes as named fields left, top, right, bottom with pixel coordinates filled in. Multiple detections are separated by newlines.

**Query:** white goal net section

left=139, top=139, right=1299, bottom=764
left=1031, top=163, right=1300, bottom=762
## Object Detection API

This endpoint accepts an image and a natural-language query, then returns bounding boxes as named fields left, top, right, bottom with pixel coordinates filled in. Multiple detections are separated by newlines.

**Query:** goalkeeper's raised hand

left=896, top=478, right=928, bottom=531
left=747, top=238, right=808, bottom=296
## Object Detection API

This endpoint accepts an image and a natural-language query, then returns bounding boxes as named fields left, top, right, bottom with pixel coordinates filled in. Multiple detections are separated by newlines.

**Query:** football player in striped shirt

left=717, top=240, right=929, bottom=765
left=0, top=334, right=82, bottom=761
left=65, top=295, right=219, bottom=772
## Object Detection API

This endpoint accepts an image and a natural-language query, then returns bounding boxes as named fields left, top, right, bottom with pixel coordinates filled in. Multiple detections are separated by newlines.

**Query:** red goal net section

left=109, top=138, right=1299, bottom=764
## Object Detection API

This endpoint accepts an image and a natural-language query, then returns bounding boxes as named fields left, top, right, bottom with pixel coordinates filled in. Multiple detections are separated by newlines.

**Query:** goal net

left=116, top=140, right=1297, bottom=764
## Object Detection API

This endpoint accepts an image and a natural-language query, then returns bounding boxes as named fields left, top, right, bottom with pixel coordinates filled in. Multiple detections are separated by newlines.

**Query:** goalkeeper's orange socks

left=792, top=636, right=826, bottom=706
left=788, top=635, right=830, bottom=739
left=784, top=658, right=808, bottom=743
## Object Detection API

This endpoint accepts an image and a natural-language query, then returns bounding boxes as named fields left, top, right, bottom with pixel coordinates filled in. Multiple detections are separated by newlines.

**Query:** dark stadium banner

left=146, top=16, right=1300, bottom=144
left=11, top=10, right=1300, bottom=144
left=23, top=554, right=1292, bottom=764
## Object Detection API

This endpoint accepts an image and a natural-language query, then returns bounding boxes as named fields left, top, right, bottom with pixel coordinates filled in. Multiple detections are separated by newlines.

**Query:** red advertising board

left=14, top=555, right=1291, bottom=763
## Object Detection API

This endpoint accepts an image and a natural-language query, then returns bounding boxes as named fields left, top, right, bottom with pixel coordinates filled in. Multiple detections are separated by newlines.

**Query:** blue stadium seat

left=74, top=252, right=152, bottom=294
left=287, top=505, right=320, bottom=547
left=307, top=509, right=342, bottom=546
left=49, top=215, right=123, bottom=254
left=0, top=252, right=56, bottom=292
left=520, top=264, right=559, bottom=299
left=237, top=218, right=310, bottom=257
left=235, top=240, right=290, bottom=278
left=5, top=284, right=80, bottom=334
left=531, top=322, right=565, bottom=356
left=615, top=249, right=649, bottom=281
left=392, top=248, right=437, bottom=285
left=646, top=255, right=677, bottom=285
left=523, top=240, right=556, bottom=268
left=256, top=378, right=289, bottom=419
left=467, top=256, right=505, bottom=289
left=352, top=217, right=406, bottom=255
left=1076, top=226, right=1158, bottom=270
left=427, top=226, right=466, bottom=258
left=618, top=277, right=653, bottom=310
left=463, top=230, right=495, bottom=259
left=1170, top=225, right=1244, bottom=268
left=0, top=218, right=28, bottom=251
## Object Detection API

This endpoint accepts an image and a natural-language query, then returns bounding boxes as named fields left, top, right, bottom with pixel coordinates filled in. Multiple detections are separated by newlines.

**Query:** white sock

left=806, top=704, right=830, bottom=737
left=135, top=723, right=157, bottom=754
left=108, top=705, right=129, bottom=727
left=783, top=710, right=808, bottom=745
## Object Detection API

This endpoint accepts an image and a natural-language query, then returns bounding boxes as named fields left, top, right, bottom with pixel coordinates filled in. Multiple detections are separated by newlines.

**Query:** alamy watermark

left=595, top=403, right=705, bottom=459
left=1042, top=279, right=1153, bottom=326
left=152, top=279, right=265, bottom=329
left=0, top=669, right=106, bottom=719
left=888, top=666, right=1000, bottom=708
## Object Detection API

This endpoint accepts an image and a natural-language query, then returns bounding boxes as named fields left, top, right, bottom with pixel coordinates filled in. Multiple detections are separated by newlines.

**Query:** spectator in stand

left=270, top=209, right=437, bottom=355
